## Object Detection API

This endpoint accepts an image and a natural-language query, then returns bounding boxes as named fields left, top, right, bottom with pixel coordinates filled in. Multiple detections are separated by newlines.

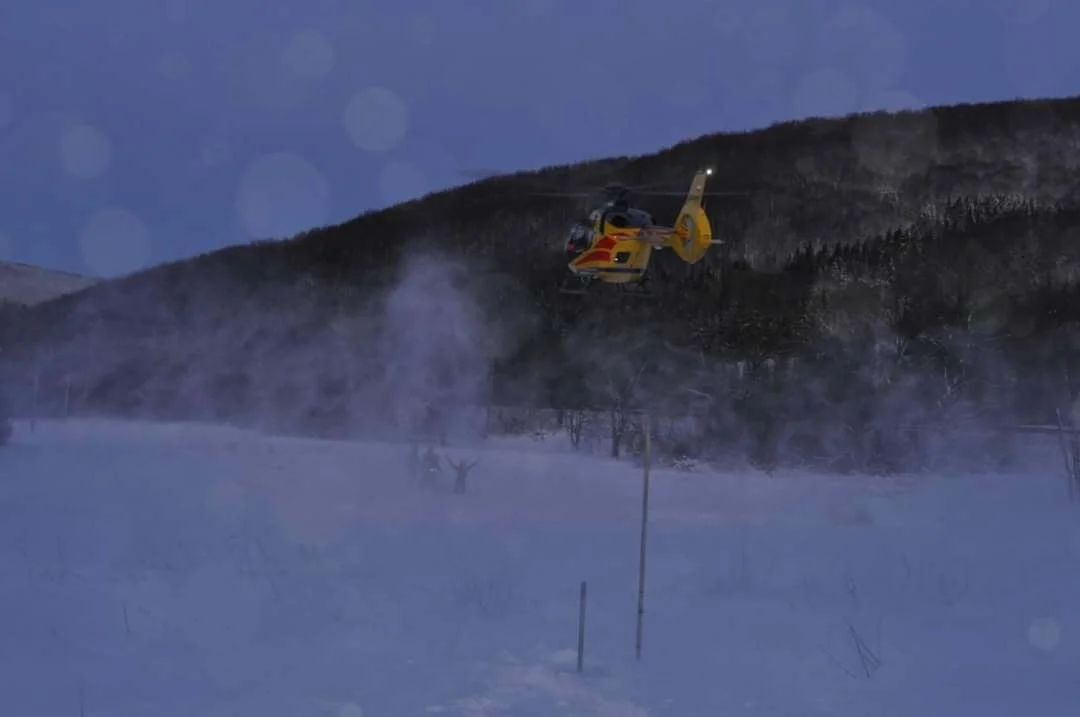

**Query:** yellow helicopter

left=461, top=166, right=739, bottom=295
left=556, top=169, right=729, bottom=295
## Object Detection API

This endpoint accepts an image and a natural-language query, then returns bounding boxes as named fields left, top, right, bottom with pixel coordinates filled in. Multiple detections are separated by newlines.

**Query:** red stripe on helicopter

left=577, top=250, right=612, bottom=264
left=595, top=236, right=617, bottom=249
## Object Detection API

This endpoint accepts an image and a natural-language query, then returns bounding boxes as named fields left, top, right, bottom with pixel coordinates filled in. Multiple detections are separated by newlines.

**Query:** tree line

left=4, top=95, right=1080, bottom=473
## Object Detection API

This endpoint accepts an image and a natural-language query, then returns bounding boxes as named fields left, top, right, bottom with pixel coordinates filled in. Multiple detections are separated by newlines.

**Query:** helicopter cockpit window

left=626, top=209, right=653, bottom=227
left=607, top=213, right=630, bottom=228
left=565, top=223, right=591, bottom=255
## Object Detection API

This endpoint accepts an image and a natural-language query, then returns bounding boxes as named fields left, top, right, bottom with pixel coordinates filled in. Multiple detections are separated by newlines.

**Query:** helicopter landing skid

left=557, top=275, right=654, bottom=298
left=617, top=281, right=655, bottom=298
left=558, top=275, right=590, bottom=295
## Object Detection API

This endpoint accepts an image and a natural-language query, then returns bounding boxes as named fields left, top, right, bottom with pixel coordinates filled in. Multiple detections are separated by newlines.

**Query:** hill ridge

left=5, top=93, right=1080, bottom=473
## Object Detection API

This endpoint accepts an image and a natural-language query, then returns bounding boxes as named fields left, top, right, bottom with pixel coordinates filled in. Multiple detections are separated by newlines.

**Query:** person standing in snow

left=421, top=446, right=441, bottom=484
left=447, top=457, right=478, bottom=494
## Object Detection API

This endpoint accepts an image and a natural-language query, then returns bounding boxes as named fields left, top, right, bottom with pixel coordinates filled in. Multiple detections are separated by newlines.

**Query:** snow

left=0, top=261, right=97, bottom=305
left=1, top=417, right=1078, bottom=716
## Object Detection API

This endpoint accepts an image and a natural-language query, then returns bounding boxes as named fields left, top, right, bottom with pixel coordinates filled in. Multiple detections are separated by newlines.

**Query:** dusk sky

left=0, top=0, right=1075, bottom=277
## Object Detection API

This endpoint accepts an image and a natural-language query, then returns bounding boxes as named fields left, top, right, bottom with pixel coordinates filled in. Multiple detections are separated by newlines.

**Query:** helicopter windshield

left=565, top=222, right=592, bottom=256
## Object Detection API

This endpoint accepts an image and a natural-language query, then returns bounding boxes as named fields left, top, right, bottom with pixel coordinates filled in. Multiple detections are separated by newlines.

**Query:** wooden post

left=30, top=369, right=39, bottom=432
left=577, top=580, right=588, bottom=673
left=1055, top=408, right=1078, bottom=502
left=635, top=412, right=651, bottom=659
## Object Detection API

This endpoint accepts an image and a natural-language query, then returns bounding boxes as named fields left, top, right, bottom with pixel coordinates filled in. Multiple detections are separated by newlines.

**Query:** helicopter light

left=705, top=168, right=713, bottom=175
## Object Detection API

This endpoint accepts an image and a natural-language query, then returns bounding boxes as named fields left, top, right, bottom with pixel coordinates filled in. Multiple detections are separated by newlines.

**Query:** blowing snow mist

left=377, top=249, right=524, bottom=442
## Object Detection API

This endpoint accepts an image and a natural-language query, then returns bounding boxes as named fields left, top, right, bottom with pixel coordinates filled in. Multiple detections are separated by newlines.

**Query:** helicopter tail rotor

left=667, top=169, right=718, bottom=264
left=668, top=205, right=714, bottom=263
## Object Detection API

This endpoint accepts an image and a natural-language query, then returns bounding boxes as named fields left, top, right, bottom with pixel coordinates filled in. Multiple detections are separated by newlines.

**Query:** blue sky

left=0, top=0, right=1075, bottom=277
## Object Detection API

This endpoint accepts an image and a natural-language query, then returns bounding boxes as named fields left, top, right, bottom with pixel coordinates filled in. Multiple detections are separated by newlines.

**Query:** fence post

left=577, top=580, right=588, bottom=672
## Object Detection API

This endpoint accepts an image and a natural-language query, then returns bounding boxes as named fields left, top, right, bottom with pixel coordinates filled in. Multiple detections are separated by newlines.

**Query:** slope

left=5, top=95, right=1080, bottom=471
left=0, top=261, right=97, bottom=306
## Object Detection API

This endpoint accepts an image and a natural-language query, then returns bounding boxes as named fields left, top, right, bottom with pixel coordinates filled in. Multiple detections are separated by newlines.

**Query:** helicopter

left=554, top=168, right=728, bottom=295
left=460, top=166, right=745, bottom=296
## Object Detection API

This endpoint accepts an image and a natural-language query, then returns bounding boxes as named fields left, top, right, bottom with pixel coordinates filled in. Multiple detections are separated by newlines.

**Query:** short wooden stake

left=577, top=580, right=588, bottom=672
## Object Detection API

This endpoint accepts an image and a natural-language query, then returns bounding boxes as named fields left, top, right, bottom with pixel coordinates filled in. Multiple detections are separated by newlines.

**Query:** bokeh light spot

left=60, top=123, right=111, bottom=178
left=236, top=151, right=331, bottom=239
left=78, top=208, right=152, bottom=278
left=344, top=87, right=409, bottom=152
left=282, top=30, right=335, bottom=80
left=1027, top=618, right=1062, bottom=650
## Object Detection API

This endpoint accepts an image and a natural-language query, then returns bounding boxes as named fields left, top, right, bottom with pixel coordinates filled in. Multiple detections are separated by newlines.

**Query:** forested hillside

left=5, top=95, right=1080, bottom=473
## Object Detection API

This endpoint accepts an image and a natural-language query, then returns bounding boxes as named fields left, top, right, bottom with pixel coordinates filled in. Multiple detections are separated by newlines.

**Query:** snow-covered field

left=1, top=418, right=1077, bottom=716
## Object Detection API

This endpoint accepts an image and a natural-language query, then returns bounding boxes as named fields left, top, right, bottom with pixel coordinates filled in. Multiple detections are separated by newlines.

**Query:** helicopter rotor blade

left=522, top=191, right=597, bottom=198
left=459, top=169, right=752, bottom=201
left=632, top=189, right=750, bottom=197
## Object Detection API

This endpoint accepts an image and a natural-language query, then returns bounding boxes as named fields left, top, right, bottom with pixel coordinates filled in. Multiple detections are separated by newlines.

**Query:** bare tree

left=605, top=359, right=649, bottom=458
left=564, top=409, right=587, bottom=449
